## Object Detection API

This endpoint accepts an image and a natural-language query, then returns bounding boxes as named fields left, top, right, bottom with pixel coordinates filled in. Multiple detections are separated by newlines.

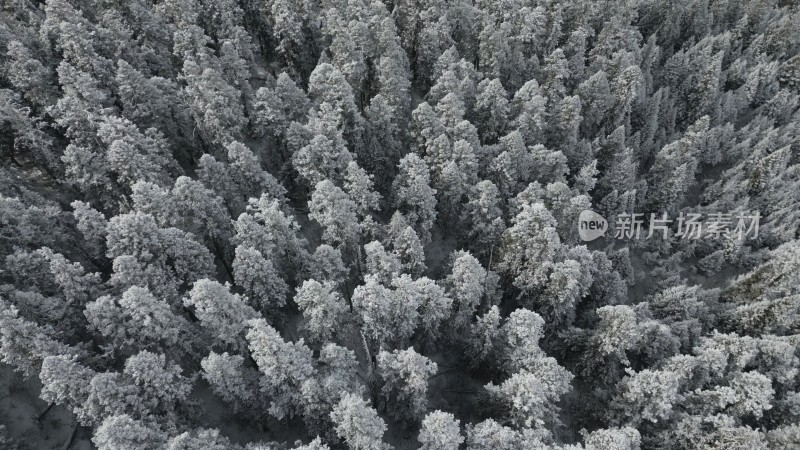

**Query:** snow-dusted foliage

left=1, top=0, right=800, bottom=448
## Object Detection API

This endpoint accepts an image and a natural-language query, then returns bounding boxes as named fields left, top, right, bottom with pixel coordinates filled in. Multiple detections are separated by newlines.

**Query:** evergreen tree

left=295, top=279, right=349, bottom=345
left=377, top=347, right=438, bottom=422
left=498, top=200, right=561, bottom=296
left=246, top=318, right=315, bottom=419
left=201, top=351, right=264, bottom=417
left=233, top=245, right=289, bottom=313
left=392, top=153, right=438, bottom=244
left=184, top=279, right=258, bottom=350
left=418, top=411, right=463, bottom=450
left=330, top=393, right=391, bottom=450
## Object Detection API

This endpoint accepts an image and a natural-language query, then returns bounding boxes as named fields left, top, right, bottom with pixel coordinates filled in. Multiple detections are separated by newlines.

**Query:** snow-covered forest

left=1, top=0, right=799, bottom=448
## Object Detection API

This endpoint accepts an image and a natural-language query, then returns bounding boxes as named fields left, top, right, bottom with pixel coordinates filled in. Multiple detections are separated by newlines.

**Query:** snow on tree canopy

left=0, top=0, right=799, bottom=448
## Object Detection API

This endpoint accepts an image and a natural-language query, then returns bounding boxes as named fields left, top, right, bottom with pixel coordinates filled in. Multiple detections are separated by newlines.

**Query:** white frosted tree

left=418, top=411, right=463, bottom=450
left=377, top=347, right=437, bottom=422
left=96, top=116, right=179, bottom=188
left=183, top=279, right=258, bottom=351
left=364, top=95, right=403, bottom=190
left=0, top=299, right=73, bottom=378
left=392, top=153, right=438, bottom=244
left=39, top=355, right=95, bottom=424
left=501, top=308, right=546, bottom=373
left=352, top=275, right=418, bottom=351
left=461, top=180, right=506, bottom=258
left=234, top=194, right=310, bottom=280
left=181, top=59, right=246, bottom=148
left=465, top=419, right=521, bottom=450
left=308, top=244, right=348, bottom=287
left=71, top=200, right=108, bottom=261
left=330, top=393, right=390, bottom=450
left=254, top=71, right=310, bottom=142
left=582, top=427, right=641, bottom=450
left=392, top=226, right=426, bottom=277
left=84, top=286, right=190, bottom=354
left=485, top=357, right=573, bottom=429
left=415, top=277, right=453, bottom=345
left=246, top=318, right=315, bottom=420
left=465, top=306, right=502, bottom=368
left=106, top=212, right=215, bottom=302
left=226, top=141, right=286, bottom=203
left=293, top=134, right=353, bottom=188
left=309, top=179, right=361, bottom=251
left=498, top=200, right=561, bottom=296
left=166, top=428, right=243, bottom=450
left=294, top=279, right=349, bottom=345
left=475, top=78, right=509, bottom=143
left=444, top=251, right=489, bottom=333
left=611, top=368, right=682, bottom=425
left=201, top=351, right=263, bottom=417
left=233, top=245, right=289, bottom=313
left=363, top=241, right=401, bottom=285
left=301, top=344, right=365, bottom=439
left=92, top=414, right=166, bottom=450
left=344, top=161, right=382, bottom=238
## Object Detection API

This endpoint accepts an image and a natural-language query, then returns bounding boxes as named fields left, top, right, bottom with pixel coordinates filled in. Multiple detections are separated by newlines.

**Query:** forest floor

left=0, top=363, right=91, bottom=449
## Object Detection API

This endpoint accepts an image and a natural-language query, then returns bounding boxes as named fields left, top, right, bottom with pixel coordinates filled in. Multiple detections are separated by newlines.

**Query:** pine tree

left=485, top=357, right=573, bottom=429
left=181, top=59, right=247, bottom=149
left=418, top=411, right=463, bottom=450
left=309, top=179, right=361, bottom=251
left=254, top=72, right=310, bottom=142
left=376, top=347, right=437, bottom=422
left=501, top=308, right=546, bottom=373
left=465, top=418, right=521, bottom=450
left=301, top=343, right=364, bottom=438
left=363, top=95, right=403, bottom=191
left=71, top=201, right=108, bottom=261
left=246, top=318, right=315, bottom=419
left=295, top=279, right=349, bottom=345
left=344, top=162, right=382, bottom=221
left=465, top=306, right=502, bottom=367
left=498, top=200, right=561, bottom=296
left=201, top=351, right=264, bottom=417
left=106, top=212, right=214, bottom=302
left=352, top=274, right=417, bottom=351
left=363, top=241, right=402, bottom=285
left=92, top=414, right=167, bottom=450
left=307, top=63, right=365, bottom=154
left=308, top=244, right=348, bottom=287
left=330, top=393, right=390, bottom=450
left=39, top=355, right=96, bottom=423
left=184, top=279, right=258, bottom=351
left=462, top=180, right=506, bottom=258
left=391, top=226, right=426, bottom=278
left=226, top=141, right=286, bottom=203
left=414, top=276, right=453, bottom=346
left=84, top=286, right=190, bottom=354
left=392, top=153, right=438, bottom=244
left=115, top=60, right=187, bottom=145
left=0, top=299, right=73, bottom=378
left=474, top=78, right=509, bottom=143
left=444, top=251, right=489, bottom=333
left=234, top=194, right=311, bottom=281
left=5, top=41, right=55, bottom=108
left=233, top=245, right=289, bottom=313
left=293, top=134, right=354, bottom=187
left=166, top=428, right=243, bottom=450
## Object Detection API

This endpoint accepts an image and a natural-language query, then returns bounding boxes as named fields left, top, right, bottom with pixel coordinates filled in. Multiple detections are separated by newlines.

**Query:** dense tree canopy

left=1, top=0, right=800, bottom=448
